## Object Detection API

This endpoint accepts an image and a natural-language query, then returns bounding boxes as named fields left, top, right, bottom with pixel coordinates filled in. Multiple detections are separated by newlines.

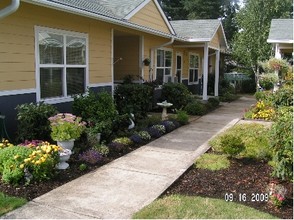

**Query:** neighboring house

left=0, top=0, right=227, bottom=135
left=267, top=19, right=293, bottom=60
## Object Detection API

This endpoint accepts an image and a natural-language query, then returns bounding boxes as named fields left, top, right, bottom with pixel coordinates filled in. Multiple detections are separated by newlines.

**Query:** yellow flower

left=24, top=158, right=31, bottom=163
left=14, top=155, right=20, bottom=160
left=19, top=164, right=25, bottom=169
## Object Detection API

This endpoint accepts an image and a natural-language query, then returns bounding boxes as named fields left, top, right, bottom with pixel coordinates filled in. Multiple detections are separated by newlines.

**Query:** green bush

left=176, top=110, right=189, bottom=125
left=0, top=146, right=32, bottom=184
left=114, top=84, right=153, bottom=118
left=219, top=92, right=238, bottom=102
left=240, top=79, right=256, bottom=93
left=272, top=85, right=293, bottom=108
left=16, top=102, right=58, bottom=142
left=270, top=106, right=293, bottom=180
left=208, top=97, right=220, bottom=108
left=219, top=79, right=235, bottom=95
left=254, top=90, right=273, bottom=102
left=259, top=73, right=278, bottom=90
left=184, top=100, right=207, bottom=116
left=219, top=134, right=245, bottom=157
left=161, top=83, right=191, bottom=110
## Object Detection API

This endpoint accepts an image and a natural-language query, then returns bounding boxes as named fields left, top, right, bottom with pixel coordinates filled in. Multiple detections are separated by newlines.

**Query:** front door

left=176, top=53, right=183, bottom=83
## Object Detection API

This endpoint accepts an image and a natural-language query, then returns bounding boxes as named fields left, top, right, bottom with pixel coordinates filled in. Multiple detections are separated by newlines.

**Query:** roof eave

left=23, top=0, right=178, bottom=40
left=267, top=39, right=294, bottom=44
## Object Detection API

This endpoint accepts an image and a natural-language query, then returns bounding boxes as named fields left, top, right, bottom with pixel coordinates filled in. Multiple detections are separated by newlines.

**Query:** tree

left=232, top=0, right=293, bottom=75
left=158, top=0, right=188, bottom=20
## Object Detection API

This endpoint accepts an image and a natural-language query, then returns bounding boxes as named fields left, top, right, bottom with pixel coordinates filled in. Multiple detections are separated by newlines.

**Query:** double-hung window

left=36, top=27, right=88, bottom=103
left=189, top=53, right=199, bottom=84
left=156, top=49, right=172, bottom=84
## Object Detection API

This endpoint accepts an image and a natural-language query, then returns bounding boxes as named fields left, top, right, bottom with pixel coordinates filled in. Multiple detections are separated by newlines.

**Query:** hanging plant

left=143, top=58, right=151, bottom=66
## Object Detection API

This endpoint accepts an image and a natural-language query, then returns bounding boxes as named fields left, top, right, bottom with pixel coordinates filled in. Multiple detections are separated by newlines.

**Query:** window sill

left=41, top=96, right=74, bottom=104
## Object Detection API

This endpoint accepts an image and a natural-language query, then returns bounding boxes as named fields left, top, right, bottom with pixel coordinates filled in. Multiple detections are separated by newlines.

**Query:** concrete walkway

left=2, top=96, right=256, bottom=219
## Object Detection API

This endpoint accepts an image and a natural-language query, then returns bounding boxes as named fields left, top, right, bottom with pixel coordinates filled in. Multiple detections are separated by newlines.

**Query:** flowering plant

left=267, top=182, right=287, bottom=208
left=49, top=113, right=86, bottom=141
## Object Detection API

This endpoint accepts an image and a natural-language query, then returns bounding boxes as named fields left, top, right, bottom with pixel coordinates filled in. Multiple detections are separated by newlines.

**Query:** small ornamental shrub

left=219, top=92, right=238, bottom=102
left=176, top=110, right=189, bottom=125
left=161, top=83, right=191, bottom=110
left=270, top=106, right=293, bottom=180
left=92, top=143, right=109, bottom=156
left=79, top=163, right=87, bottom=171
left=0, top=142, right=60, bottom=184
left=114, top=84, right=153, bottom=118
left=136, top=131, right=151, bottom=141
left=112, top=137, right=133, bottom=146
left=219, top=134, right=245, bottom=157
left=108, top=142, right=125, bottom=152
left=143, top=127, right=162, bottom=139
left=254, top=90, right=273, bottom=102
left=208, top=97, right=220, bottom=108
left=78, top=149, right=103, bottom=165
left=244, top=101, right=275, bottom=121
left=129, top=134, right=144, bottom=145
left=267, top=182, right=287, bottom=208
left=151, top=125, right=166, bottom=135
left=160, top=120, right=176, bottom=133
left=16, top=102, right=58, bottom=142
left=184, top=100, right=207, bottom=116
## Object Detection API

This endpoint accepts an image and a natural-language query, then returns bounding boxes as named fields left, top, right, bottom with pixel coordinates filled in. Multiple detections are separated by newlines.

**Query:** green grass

left=209, top=123, right=272, bottom=160
left=0, top=192, right=27, bottom=216
left=194, top=153, right=230, bottom=171
left=133, top=195, right=277, bottom=219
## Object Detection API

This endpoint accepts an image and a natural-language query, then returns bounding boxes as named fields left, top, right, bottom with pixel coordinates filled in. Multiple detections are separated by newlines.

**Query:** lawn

left=0, top=192, right=26, bottom=216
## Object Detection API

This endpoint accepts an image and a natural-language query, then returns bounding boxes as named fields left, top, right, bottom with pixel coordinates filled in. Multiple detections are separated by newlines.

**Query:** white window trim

left=176, top=52, right=183, bottom=83
left=155, top=47, right=173, bottom=84
left=188, top=52, right=200, bottom=85
left=35, top=26, right=89, bottom=104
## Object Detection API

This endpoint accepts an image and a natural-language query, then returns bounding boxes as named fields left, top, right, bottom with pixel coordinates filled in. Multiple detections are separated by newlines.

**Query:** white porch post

left=203, top=43, right=209, bottom=101
left=214, top=50, right=220, bottom=97
left=275, top=43, right=281, bottom=59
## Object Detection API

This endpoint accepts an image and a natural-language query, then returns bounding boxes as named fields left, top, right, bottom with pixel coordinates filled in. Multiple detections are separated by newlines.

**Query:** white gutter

left=150, top=37, right=175, bottom=81
left=0, top=0, right=20, bottom=19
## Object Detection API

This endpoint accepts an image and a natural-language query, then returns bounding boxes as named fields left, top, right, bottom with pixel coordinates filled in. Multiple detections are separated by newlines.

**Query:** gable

left=129, top=0, right=172, bottom=34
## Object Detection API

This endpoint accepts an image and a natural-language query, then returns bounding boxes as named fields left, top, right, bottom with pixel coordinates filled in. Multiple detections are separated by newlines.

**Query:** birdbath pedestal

left=157, top=101, right=173, bottom=120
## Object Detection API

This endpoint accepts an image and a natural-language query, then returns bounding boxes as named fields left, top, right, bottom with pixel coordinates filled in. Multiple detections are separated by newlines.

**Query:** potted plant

left=143, top=58, right=151, bottom=66
left=49, top=113, right=86, bottom=150
left=86, top=120, right=111, bottom=145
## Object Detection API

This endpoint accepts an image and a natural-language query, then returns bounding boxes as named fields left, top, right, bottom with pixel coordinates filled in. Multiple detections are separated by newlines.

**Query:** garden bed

left=162, top=153, right=293, bottom=219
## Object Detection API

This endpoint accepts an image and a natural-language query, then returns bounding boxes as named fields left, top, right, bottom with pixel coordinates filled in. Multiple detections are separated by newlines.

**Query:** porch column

left=203, top=43, right=209, bottom=100
left=214, top=50, right=220, bottom=97
left=275, top=44, right=281, bottom=59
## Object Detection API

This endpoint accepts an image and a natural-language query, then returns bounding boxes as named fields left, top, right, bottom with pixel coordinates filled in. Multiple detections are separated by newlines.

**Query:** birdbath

left=157, top=101, right=173, bottom=120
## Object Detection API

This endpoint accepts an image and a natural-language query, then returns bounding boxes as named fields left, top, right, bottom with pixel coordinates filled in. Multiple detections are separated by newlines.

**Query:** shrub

left=176, top=110, right=189, bottom=125
left=259, top=73, right=278, bottom=90
left=78, top=149, right=103, bottom=165
left=151, top=125, right=166, bottom=135
left=114, top=84, right=153, bottom=118
left=161, top=83, right=191, bottom=110
left=16, top=102, right=58, bottom=142
left=219, top=92, right=238, bottom=102
left=219, top=134, right=245, bottom=157
left=270, top=106, right=293, bottom=180
left=0, top=143, right=60, bottom=184
left=208, top=97, right=220, bottom=108
left=160, top=120, right=176, bottom=133
left=79, top=163, right=87, bottom=171
left=195, top=153, right=230, bottom=171
left=271, top=85, right=293, bottom=108
left=240, top=79, right=256, bottom=93
left=143, top=127, right=162, bottom=139
left=136, top=131, right=151, bottom=141
left=129, top=134, right=144, bottom=145
left=184, top=100, right=207, bottom=116
left=92, top=143, right=109, bottom=156
left=254, top=90, right=273, bottom=102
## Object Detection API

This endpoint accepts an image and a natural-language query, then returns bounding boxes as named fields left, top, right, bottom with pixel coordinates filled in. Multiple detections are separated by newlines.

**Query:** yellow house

left=0, top=0, right=227, bottom=134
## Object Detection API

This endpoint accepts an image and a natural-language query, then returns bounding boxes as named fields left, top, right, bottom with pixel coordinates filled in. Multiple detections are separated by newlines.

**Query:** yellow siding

left=0, top=2, right=113, bottom=91
left=130, top=0, right=171, bottom=34
left=209, top=29, right=221, bottom=49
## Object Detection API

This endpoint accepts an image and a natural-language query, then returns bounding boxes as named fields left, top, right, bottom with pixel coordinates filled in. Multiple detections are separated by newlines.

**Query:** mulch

left=162, top=156, right=293, bottom=219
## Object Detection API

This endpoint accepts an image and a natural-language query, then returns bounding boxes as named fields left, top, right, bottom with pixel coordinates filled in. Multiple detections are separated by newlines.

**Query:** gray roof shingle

left=49, top=0, right=145, bottom=19
left=268, top=19, right=293, bottom=43
left=170, top=19, right=221, bottom=41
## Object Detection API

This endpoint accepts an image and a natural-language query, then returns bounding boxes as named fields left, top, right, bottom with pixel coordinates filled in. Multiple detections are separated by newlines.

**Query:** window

left=36, top=27, right=88, bottom=102
left=156, top=49, right=172, bottom=84
left=189, top=53, right=199, bottom=84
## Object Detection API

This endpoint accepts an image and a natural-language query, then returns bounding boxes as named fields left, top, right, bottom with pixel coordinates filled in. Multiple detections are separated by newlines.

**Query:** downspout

left=150, top=37, right=175, bottom=81
left=0, top=0, right=20, bottom=19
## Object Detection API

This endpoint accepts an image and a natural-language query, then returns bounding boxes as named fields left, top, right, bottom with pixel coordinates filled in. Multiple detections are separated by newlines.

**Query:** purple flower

left=108, top=142, right=125, bottom=152
left=143, top=127, right=162, bottom=139
left=78, top=149, right=103, bottom=165
left=160, top=120, right=176, bottom=133
left=130, top=134, right=144, bottom=144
